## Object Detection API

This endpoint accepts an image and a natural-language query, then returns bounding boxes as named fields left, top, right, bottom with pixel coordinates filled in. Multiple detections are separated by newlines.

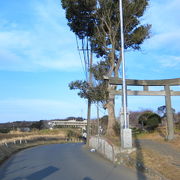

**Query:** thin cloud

left=158, top=55, right=180, bottom=68
left=145, top=31, right=180, bottom=52
left=147, top=0, right=180, bottom=32
left=0, top=0, right=80, bottom=72
left=144, top=0, right=180, bottom=52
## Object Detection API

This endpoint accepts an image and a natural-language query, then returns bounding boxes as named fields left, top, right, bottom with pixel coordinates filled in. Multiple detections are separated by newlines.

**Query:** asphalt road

left=0, top=143, right=147, bottom=180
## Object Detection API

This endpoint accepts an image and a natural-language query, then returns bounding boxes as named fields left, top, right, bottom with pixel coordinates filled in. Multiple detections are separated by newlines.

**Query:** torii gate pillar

left=165, top=85, right=174, bottom=140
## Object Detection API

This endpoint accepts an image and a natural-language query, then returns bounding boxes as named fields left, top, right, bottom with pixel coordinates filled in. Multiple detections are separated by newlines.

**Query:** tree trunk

left=106, top=47, right=120, bottom=137
left=106, top=93, right=116, bottom=136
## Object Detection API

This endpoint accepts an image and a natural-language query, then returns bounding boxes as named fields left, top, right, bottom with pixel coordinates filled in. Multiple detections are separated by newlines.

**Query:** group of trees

left=0, top=121, right=33, bottom=133
left=97, top=106, right=180, bottom=136
left=61, top=0, right=151, bottom=136
left=129, top=105, right=179, bottom=132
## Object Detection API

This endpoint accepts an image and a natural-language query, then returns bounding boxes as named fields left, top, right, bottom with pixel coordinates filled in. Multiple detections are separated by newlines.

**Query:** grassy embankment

left=106, top=127, right=180, bottom=180
left=0, top=128, right=82, bottom=165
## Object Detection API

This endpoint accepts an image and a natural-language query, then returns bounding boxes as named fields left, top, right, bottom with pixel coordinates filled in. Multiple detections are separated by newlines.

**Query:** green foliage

left=90, top=59, right=110, bottom=81
left=138, top=111, right=153, bottom=126
left=63, top=0, right=151, bottom=104
left=69, top=80, right=89, bottom=98
left=69, top=58, right=110, bottom=103
left=63, top=0, right=151, bottom=138
left=0, top=128, right=11, bottom=133
left=69, top=80, right=108, bottom=102
left=30, top=121, right=44, bottom=130
left=61, top=0, right=96, bottom=39
left=138, top=111, right=161, bottom=131
left=30, top=122, right=40, bottom=130
left=91, top=0, right=151, bottom=58
left=62, top=0, right=151, bottom=58
left=146, top=114, right=161, bottom=131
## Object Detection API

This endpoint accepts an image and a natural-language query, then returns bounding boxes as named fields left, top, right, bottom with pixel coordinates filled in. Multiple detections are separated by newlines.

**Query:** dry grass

left=105, top=129, right=180, bottom=180
left=0, top=128, right=82, bottom=165
left=131, top=129, right=180, bottom=180
left=0, top=138, right=71, bottom=165
left=130, top=148, right=180, bottom=180
left=136, top=128, right=180, bottom=150
left=0, top=128, right=79, bottom=144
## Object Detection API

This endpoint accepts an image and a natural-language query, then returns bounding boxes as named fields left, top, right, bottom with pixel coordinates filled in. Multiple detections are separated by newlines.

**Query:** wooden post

left=164, top=85, right=174, bottom=140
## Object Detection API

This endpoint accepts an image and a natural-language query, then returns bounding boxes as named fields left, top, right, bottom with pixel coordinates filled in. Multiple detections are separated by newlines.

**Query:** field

left=0, top=128, right=82, bottom=165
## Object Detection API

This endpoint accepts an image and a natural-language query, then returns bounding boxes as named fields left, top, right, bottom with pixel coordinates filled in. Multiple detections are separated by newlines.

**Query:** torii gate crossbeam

left=104, top=77, right=180, bottom=140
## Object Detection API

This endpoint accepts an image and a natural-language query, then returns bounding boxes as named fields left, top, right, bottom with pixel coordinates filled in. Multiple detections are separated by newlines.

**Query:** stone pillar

left=164, top=85, right=174, bottom=140
left=120, top=108, right=132, bottom=149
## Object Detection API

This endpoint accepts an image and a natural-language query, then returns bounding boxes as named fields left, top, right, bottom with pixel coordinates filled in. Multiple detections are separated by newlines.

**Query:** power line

left=82, top=38, right=89, bottom=80
left=94, top=103, right=106, bottom=115
left=75, top=35, right=87, bottom=80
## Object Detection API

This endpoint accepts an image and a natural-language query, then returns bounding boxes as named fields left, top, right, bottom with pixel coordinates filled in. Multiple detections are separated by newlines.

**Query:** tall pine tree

left=61, top=0, right=151, bottom=136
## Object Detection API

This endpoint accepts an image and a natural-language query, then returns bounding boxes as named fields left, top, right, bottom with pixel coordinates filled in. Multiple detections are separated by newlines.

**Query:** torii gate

left=104, top=77, right=180, bottom=140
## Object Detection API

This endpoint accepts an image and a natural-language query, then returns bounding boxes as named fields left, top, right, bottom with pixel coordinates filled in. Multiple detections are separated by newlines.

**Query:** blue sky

left=0, top=0, right=179, bottom=123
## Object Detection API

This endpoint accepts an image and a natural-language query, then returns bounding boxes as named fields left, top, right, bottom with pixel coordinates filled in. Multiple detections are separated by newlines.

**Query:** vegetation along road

left=0, top=143, right=148, bottom=180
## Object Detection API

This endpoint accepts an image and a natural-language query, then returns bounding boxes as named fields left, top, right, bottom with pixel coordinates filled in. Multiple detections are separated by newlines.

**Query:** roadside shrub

left=0, top=128, right=11, bottom=133
left=146, top=114, right=161, bottom=131
left=30, top=121, right=41, bottom=130
left=138, top=112, right=161, bottom=132
left=66, top=129, right=81, bottom=139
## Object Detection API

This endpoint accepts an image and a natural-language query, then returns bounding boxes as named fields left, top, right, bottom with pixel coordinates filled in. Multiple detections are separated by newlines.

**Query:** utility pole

left=86, top=49, right=93, bottom=146
left=97, top=102, right=100, bottom=136
left=119, top=0, right=132, bottom=149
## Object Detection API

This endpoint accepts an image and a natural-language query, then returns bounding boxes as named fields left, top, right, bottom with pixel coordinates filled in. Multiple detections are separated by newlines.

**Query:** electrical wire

left=75, top=35, right=87, bottom=80
left=82, top=38, right=89, bottom=80
left=94, top=102, right=106, bottom=115
left=86, top=36, right=90, bottom=69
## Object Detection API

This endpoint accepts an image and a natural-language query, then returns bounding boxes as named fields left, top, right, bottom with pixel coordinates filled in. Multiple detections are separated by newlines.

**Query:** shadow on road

left=134, top=135, right=147, bottom=180
left=83, top=177, right=94, bottom=180
left=13, top=166, right=59, bottom=180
